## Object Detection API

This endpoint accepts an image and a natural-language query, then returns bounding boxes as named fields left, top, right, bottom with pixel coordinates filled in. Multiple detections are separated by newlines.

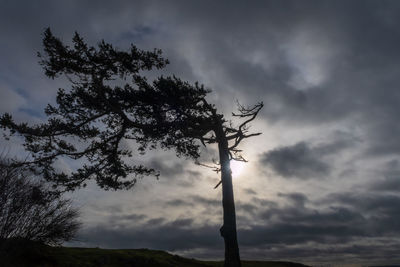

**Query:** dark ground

left=0, top=238, right=309, bottom=267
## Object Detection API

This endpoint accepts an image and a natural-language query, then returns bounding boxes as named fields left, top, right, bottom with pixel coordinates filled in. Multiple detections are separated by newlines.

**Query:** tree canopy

left=0, top=28, right=262, bottom=192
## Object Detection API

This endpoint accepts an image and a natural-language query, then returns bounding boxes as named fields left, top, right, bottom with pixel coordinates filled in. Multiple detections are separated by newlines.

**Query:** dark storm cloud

left=77, top=191, right=400, bottom=262
left=107, top=214, right=147, bottom=228
left=1, top=0, right=399, bottom=153
left=192, top=195, right=221, bottom=208
left=149, top=158, right=186, bottom=178
left=369, top=159, right=400, bottom=192
left=112, top=213, right=147, bottom=222
left=148, top=157, right=202, bottom=187
left=253, top=194, right=367, bottom=238
left=324, top=192, right=400, bottom=224
left=260, top=131, right=360, bottom=179
left=277, top=192, right=308, bottom=207
left=165, top=199, right=194, bottom=208
left=2, top=1, right=400, bottom=126
left=251, top=197, right=279, bottom=209
left=146, top=217, right=166, bottom=226
left=147, top=0, right=400, bottom=156
left=237, top=192, right=400, bottom=262
left=243, top=188, right=257, bottom=195
left=260, top=142, right=330, bottom=179
left=164, top=195, right=220, bottom=210
left=78, top=218, right=222, bottom=251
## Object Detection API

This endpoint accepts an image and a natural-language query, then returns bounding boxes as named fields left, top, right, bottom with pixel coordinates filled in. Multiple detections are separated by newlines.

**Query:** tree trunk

left=216, top=126, right=241, bottom=267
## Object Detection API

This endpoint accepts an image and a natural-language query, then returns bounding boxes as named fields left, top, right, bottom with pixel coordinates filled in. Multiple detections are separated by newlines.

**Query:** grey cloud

left=106, top=214, right=147, bottom=229
left=251, top=197, right=279, bottom=208
left=150, top=159, right=186, bottom=177
left=168, top=218, right=194, bottom=228
left=78, top=219, right=221, bottom=251
left=239, top=191, right=400, bottom=252
left=260, top=132, right=359, bottom=179
left=243, top=188, right=257, bottom=195
left=260, top=142, right=330, bottom=179
left=146, top=217, right=166, bottom=226
left=75, top=191, right=400, bottom=262
left=157, top=0, right=400, bottom=158
left=109, top=213, right=147, bottom=223
left=2, top=0, right=399, bottom=153
left=148, top=158, right=202, bottom=188
left=257, top=196, right=367, bottom=235
left=277, top=192, right=308, bottom=207
left=164, top=196, right=260, bottom=220
left=373, top=175, right=400, bottom=192
left=2, top=0, right=400, bottom=124
left=0, top=85, right=26, bottom=113
left=236, top=202, right=259, bottom=216
left=323, top=192, right=400, bottom=235
left=369, top=159, right=400, bottom=192
left=164, top=199, right=194, bottom=208
left=191, top=195, right=221, bottom=208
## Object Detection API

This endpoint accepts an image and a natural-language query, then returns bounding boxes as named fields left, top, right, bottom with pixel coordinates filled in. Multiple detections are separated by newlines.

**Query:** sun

left=230, top=160, right=246, bottom=178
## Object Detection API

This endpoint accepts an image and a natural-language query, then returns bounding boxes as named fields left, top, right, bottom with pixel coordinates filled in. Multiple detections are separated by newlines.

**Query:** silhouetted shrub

left=0, top=158, right=80, bottom=245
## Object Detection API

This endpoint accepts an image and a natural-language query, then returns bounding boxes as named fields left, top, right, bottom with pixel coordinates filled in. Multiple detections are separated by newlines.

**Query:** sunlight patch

left=230, top=160, right=246, bottom=178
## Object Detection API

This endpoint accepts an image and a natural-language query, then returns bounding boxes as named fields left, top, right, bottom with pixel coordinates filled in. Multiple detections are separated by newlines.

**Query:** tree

left=0, top=157, right=80, bottom=245
left=0, top=29, right=263, bottom=266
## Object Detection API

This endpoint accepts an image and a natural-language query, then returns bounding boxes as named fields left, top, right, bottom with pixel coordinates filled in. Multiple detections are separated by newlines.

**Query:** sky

left=1, top=0, right=400, bottom=265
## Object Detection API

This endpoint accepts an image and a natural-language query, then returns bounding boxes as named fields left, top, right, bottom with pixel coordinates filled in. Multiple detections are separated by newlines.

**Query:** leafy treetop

left=0, top=28, right=262, bottom=191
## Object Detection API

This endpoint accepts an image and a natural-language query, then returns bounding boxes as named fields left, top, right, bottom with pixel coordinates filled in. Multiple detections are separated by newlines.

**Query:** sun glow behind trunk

left=230, top=160, right=246, bottom=178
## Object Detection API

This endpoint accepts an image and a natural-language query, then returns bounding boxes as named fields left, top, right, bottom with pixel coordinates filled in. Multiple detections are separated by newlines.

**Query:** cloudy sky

left=1, top=0, right=400, bottom=265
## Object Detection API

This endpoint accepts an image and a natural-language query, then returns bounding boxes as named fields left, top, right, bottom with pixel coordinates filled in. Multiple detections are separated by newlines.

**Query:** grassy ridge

left=1, top=238, right=308, bottom=267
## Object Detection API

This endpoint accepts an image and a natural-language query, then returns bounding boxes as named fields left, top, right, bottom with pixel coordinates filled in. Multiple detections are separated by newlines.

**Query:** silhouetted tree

left=0, top=157, right=80, bottom=245
left=0, top=29, right=263, bottom=266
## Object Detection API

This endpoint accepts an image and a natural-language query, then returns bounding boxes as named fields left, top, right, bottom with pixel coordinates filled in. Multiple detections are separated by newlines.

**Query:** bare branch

left=237, top=102, right=263, bottom=132
left=214, top=180, right=222, bottom=189
left=195, top=160, right=220, bottom=173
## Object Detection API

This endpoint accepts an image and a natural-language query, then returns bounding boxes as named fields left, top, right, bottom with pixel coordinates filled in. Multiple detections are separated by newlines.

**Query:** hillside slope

left=1, top=238, right=309, bottom=267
